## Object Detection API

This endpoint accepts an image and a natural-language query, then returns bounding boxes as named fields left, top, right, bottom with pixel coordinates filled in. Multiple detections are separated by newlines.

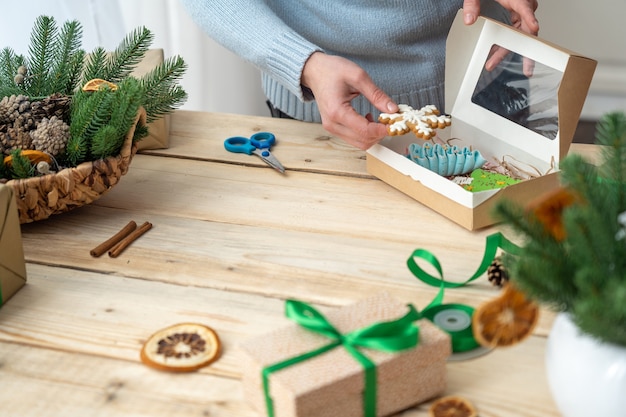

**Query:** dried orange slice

left=140, top=323, right=222, bottom=372
left=3, top=149, right=51, bottom=167
left=429, top=396, right=477, bottom=417
left=472, top=284, right=539, bottom=348
left=82, top=78, right=118, bottom=92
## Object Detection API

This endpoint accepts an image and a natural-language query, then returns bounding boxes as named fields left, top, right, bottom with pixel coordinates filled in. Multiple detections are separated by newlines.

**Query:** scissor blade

left=253, top=150, right=286, bottom=174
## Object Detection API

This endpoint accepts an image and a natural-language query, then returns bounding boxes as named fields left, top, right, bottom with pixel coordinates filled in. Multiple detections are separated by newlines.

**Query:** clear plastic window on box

left=471, top=45, right=563, bottom=140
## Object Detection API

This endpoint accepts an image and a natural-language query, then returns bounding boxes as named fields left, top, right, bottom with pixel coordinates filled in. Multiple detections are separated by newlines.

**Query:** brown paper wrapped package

left=239, top=293, right=451, bottom=417
left=131, top=49, right=171, bottom=151
left=0, top=185, right=27, bottom=306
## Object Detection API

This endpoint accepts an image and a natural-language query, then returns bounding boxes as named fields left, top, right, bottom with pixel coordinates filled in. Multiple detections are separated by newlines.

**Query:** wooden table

left=1, top=110, right=593, bottom=416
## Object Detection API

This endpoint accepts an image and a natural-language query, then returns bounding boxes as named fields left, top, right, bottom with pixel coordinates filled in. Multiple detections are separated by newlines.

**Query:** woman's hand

left=463, top=0, right=539, bottom=75
left=301, top=52, right=398, bottom=150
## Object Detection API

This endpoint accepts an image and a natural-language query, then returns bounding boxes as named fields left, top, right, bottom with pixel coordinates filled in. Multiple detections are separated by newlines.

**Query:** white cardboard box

left=366, top=10, right=597, bottom=230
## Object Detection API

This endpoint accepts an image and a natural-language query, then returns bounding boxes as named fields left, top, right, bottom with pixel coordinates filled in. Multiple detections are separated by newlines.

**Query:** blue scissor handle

left=250, top=132, right=275, bottom=149
left=224, top=132, right=276, bottom=155
left=224, top=136, right=256, bottom=155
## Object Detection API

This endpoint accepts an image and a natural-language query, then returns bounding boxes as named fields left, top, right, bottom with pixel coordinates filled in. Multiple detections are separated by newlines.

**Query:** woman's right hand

left=301, top=52, right=398, bottom=150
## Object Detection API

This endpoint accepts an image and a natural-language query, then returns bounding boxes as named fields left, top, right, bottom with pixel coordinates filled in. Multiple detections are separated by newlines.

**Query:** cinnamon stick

left=90, top=221, right=137, bottom=257
left=108, top=221, right=153, bottom=258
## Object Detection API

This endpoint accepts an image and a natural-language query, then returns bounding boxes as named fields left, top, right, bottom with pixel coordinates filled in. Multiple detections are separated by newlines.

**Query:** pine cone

left=0, top=94, right=31, bottom=125
left=30, top=116, right=70, bottom=157
left=487, top=257, right=509, bottom=287
left=0, top=95, right=37, bottom=155
left=30, top=93, right=71, bottom=123
left=1, top=126, right=33, bottom=155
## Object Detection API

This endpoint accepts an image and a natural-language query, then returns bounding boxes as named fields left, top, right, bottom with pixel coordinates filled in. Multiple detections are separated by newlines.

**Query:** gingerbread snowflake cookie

left=379, top=104, right=451, bottom=139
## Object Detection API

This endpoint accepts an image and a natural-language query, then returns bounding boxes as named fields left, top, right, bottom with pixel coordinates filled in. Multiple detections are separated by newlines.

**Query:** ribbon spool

left=408, top=233, right=522, bottom=361
left=420, top=304, right=490, bottom=361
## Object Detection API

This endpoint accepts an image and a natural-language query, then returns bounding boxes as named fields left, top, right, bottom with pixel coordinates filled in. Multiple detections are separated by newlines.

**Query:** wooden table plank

left=0, top=264, right=558, bottom=417
left=19, top=158, right=556, bottom=334
left=141, top=110, right=371, bottom=177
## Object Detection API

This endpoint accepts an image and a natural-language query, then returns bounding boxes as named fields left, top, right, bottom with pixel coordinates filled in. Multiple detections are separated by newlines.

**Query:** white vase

left=545, top=313, right=626, bottom=417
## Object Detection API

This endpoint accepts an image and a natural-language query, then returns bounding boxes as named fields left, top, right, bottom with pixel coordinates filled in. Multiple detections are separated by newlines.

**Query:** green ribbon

left=262, top=300, right=421, bottom=417
left=408, top=232, right=522, bottom=352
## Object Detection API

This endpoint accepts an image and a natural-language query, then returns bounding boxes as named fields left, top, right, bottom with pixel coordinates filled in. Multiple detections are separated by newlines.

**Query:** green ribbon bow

left=262, top=300, right=421, bottom=417
left=407, top=232, right=522, bottom=352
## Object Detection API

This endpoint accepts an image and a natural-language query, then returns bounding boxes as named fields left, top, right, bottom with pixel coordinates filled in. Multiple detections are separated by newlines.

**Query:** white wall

left=536, top=0, right=626, bottom=119
left=1, top=0, right=624, bottom=120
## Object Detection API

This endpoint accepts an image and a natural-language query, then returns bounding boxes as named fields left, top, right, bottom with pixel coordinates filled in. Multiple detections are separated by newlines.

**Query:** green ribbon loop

left=262, top=300, right=420, bottom=417
left=407, top=232, right=522, bottom=353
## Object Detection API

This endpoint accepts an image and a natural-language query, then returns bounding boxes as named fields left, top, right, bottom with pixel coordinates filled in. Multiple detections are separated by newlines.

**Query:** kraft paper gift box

left=0, top=184, right=27, bottom=307
left=239, top=293, right=451, bottom=417
left=131, top=49, right=171, bottom=151
left=366, top=10, right=597, bottom=230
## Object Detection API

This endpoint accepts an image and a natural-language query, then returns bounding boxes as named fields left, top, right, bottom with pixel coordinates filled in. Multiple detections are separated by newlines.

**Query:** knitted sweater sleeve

left=180, top=0, right=321, bottom=101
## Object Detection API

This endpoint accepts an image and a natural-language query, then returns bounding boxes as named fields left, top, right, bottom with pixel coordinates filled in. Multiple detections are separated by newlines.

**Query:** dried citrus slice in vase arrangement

left=140, top=323, right=222, bottom=372
left=471, top=283, right=540, bottom=348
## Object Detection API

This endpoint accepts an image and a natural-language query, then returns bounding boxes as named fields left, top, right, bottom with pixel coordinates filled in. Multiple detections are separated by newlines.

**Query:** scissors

left=224, top=131, right=285, bottom=174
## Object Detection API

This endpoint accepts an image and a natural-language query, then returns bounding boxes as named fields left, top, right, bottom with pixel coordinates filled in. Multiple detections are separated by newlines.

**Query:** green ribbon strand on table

left=407, top=232, right=522, bottom=353
left=262, top=299, right=421, bottom=417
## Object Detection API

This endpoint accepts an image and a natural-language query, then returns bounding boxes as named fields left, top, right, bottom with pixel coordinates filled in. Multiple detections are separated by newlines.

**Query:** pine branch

left=90, top=77, right=143, bottom=158
left=63, top=133, right=87, bottom=166
left=49, top=19, right=84, bottom=94
left=8, top=149, right=35, bottom=178
left=82, top=47, right=109, bottom=83
left=104, top=26, right=154, bottom=82
left=63, top=49, right=86, bottom=94
left=140, top=55, right=188, bottom=122
left=68, top=88, right=116, bottom=164
left=0, top=48, right=18, bottom=87
left=27, top=15, right=58, bottom=96
left=0, top=48, right=24, bottom=97
left=90, top=125, right=119, bottom=159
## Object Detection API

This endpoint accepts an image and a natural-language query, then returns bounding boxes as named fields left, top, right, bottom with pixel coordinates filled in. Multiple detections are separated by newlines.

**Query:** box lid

left=445, top=9, right=597, bottom=166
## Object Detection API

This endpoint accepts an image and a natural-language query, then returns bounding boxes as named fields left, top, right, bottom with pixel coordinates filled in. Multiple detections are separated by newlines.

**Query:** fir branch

left=94, top=77, right=143, bottom=157
left=49, top=19, right=84, bottom=94
left=495, top=111, right=626, bottom=347
left=82, top=47, right=109, bottom=83
left=140, top=55, right=188, bottom=122
left=0, top=48, right=18, bottom=87
left=8, top=149, right=35, bottom=178
left=90, top=125, right=119, bottom=159
left=68, top=88, right=116, bottom=164
left=27, top=15, right=58, bottom=96
left=63, top=133, right=87, bottom=166
left=62, top=49, right=86, bottom=94
left=104, top=26, right=154, bottom=82
left=0, top=48, right=24, bottom=97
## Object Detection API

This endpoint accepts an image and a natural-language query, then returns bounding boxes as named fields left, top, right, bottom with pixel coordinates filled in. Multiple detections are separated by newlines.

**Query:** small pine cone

left=0, top=94, right=31, bottom=125
left=30, top=93, right=72, bottom=123
left=487, top=256, right=509, bottom=287
left=30, top=116, right=70, bottom=157
left=1, top=126, right=33, bottom=155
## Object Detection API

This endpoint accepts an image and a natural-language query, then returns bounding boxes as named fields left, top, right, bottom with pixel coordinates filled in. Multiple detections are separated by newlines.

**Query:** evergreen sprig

left=8, top=149, right=35, bottom=178
left=0, top=15, right=188, bottom=174
left=49, top=20, right=84, bottom=94
left=140, top=55, right=188, bottom=123
left=495, top=111, right=626, bottom=347
left=104, top=26, right=154, bottom=83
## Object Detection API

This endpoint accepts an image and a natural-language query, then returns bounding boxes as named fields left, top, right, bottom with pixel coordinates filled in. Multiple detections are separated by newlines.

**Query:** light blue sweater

left=181, top=0, right=509, bottom=122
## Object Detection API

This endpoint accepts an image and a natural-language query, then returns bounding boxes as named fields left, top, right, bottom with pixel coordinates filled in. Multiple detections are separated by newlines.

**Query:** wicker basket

left=6, top=107, right=147, bottom=224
